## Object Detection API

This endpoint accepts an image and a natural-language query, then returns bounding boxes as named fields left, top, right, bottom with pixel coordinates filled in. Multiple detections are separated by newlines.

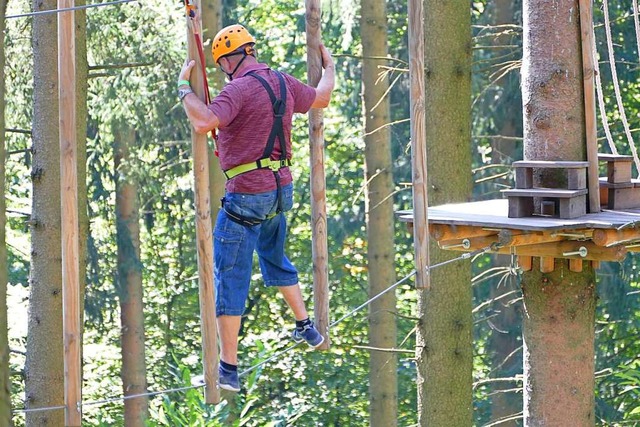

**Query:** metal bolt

left=442, top=238, right=471, bottom=250
left=562, top=246, right=588, bottom=258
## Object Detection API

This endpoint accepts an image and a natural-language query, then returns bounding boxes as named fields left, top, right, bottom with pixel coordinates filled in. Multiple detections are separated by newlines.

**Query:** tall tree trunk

left=25, top=2, right=64, bottom=425
left=418, top=1, right=473, bottom=426
left=202, top=0, right=225, bottom=227
left=25, top=1, right=88, bottom=423
left=114, top=126, right=149, bottom=426
left=521, top=1, right=595, bottom=425
left=361, top=1, right=397, bottom=425
left=487, top=1, right=523, bottom=425
left=0, top=0, right=12, bottom=424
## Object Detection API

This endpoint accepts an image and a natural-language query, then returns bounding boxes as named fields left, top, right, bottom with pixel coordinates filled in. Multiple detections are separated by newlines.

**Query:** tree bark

left=418, top=1, right=473, bottom=426
left=521, top=1, right=595, bottom=425
left=361, top=0, right=398, bottom=425
left=114, top=126, right=149, bottom=426
left=26, top=1, right=65, bottom=425
left=0, top=0, right=13, bottom=424
left=521, top=261, right=595, bottom=426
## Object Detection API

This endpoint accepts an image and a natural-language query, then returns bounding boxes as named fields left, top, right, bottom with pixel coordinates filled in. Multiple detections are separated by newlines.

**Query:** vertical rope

left=592, top=29, right=617, bottom=154
left=603, top=0, right=640, bottom=174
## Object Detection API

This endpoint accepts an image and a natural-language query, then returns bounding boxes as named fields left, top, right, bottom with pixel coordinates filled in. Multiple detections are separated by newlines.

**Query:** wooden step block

left=502, top=188, right=588, bottom=198
left=607, top=187, right=640, bottom=210
left=503, top=188, right=588, bottom=219
left=513, top=160, right=588, bottom=190
left=598, top=154, right=633, bottom=184
left=598, top=176, right=640, bottom=209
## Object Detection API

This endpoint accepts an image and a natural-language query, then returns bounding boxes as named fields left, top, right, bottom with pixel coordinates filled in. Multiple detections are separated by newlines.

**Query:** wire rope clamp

left=562, top=246, right=588, bottom=258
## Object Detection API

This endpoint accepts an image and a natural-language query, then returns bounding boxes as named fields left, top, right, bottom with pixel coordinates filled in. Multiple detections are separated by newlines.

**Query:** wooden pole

left=305, top=0, right=330, bottom=350
left=58, top=0, right=81, bottom=424
left=185, top=3, right=219, bottom=404
left=579, top=0, right=601, bottom=213
left=408, top=0, right=430, bottom=289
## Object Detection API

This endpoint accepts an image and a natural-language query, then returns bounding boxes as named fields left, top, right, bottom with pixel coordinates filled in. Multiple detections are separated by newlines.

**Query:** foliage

left=5, top=0, right=640, bottom=425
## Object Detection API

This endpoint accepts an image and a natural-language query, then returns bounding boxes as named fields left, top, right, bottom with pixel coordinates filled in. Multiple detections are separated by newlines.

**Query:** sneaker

left=292, top=321, right=325, bottom=348
left=218, top=365, right=240, bottom=392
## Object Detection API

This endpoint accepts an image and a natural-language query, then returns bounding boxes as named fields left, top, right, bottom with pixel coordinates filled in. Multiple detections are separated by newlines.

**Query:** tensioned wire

left=5, top=0, right=138, bottom=20
left=12, top=245, right=494, bottom=414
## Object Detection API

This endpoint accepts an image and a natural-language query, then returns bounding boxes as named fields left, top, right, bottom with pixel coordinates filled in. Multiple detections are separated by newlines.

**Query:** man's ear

left=245, top=45, right=255, bottom=56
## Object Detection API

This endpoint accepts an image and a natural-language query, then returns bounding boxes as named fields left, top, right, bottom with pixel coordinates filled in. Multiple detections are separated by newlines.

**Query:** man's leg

left=279, top=284, right=325, bottom=348
left=217, top=315, right=242, bottom=365
left=278, top=283, right=309, bottom=321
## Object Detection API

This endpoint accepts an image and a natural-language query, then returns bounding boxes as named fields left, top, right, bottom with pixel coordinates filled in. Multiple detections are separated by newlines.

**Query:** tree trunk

left=521, top=262, right=595, bottom=426
left=418, top=1, right=473, bottom=426
left=25, top=1, right=88, bottom=423
left=0, top=0, right=12, bottom=424
left=25, top=1, right=65, bottom=424
left=361, top=0, right=398, bottom=425
left=521, top=1, right=595, bottom=425
left=115, top=126, right=149, bottom=426
left=487, top=1, right=523, bottom=424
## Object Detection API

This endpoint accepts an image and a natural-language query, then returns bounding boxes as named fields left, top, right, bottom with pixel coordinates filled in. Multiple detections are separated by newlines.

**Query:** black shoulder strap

left=246, top=70, right=287, bottom=161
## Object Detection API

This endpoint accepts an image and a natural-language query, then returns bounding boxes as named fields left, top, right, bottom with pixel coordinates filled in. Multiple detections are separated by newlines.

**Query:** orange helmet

left=211, top=24, right=256, bottom=64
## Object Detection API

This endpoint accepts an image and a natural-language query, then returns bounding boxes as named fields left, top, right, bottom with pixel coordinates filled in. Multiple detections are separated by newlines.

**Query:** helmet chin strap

left=225, top=52, right=249, bottom=81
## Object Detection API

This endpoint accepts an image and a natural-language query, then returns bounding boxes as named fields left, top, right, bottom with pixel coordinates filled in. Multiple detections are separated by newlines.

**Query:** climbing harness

left=184, top=0, right=219, bottom=151
left=222, top=70, right=291, bottom=227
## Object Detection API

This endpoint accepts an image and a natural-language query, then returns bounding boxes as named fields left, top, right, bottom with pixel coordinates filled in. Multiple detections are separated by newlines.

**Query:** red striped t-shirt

left=208, top=63, right=316, bottom=194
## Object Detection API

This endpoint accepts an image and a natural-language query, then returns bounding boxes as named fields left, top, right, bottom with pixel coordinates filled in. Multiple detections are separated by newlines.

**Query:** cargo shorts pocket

left=214, top=229, right=243, bottom=273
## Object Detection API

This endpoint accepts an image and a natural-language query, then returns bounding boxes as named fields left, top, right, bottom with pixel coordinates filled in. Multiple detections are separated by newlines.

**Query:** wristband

left=177, top=79, right=191, bottom=88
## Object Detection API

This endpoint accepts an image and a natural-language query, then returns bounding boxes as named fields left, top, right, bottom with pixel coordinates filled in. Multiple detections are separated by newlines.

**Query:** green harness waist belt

left=222, top=70, right=289, bottom=227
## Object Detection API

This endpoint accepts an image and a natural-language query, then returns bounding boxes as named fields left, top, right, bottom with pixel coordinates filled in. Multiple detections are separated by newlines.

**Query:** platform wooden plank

left=396, top=199, right=640, bottom=231
left=513, top=160, right=589, bottom=168
left=599, top=177, right=633, bottom=189
left=598, top=154, right=633, bottom=162
left=502, top=188, right=588, bottom=198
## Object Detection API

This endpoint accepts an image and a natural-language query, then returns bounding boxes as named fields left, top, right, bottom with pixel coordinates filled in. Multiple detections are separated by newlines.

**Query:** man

left=178, top=24, right=335, bottom=392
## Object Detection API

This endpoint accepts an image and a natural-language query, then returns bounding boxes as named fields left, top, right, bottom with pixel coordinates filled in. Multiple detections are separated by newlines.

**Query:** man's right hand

left=319, top=44, right=334, bottom=70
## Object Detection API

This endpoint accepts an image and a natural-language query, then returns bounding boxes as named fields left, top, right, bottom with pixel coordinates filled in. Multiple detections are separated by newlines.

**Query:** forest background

left=3, top=0, right=640, bottom=425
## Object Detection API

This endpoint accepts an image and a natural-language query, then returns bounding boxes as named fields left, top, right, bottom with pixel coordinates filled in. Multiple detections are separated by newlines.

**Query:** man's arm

left=311, top=44, right=335, bottom=109
left=179, top=60, right=220, bottom=134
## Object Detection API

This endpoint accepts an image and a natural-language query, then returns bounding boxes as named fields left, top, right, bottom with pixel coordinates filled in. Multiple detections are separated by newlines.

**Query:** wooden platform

left=398, top=199, right=640, bottom=272
left=398, top=199, right=640, bottom=231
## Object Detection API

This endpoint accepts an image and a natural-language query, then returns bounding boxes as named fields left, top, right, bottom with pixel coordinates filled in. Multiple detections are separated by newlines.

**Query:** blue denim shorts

left=214, top=183, right=299, bottom=316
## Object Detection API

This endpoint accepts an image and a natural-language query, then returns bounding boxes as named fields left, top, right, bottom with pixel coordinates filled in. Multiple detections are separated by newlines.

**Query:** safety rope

left=184, top=0, right=218, bottom=148
left=602, top=0, right=640, bottom=173
left=592, top=25, right=617, bottom=155
left=12, top=246, right=494, bottom=414
left=6, top=0, right=137, bottom=19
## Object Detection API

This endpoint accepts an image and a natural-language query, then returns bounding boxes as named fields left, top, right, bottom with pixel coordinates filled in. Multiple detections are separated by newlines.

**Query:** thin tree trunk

left=25, top=1, right=64, bottom=424
left=521, top=1, right=595, bottom=425
left=361, top=0, right=397, bottom=425
left=488, top=1, right=523, bottom=424
left=115, top=126, right=149, bottom=426
left=0, top=0, right=13, bottom=423
left=418, top=1, right=473, bottom=426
